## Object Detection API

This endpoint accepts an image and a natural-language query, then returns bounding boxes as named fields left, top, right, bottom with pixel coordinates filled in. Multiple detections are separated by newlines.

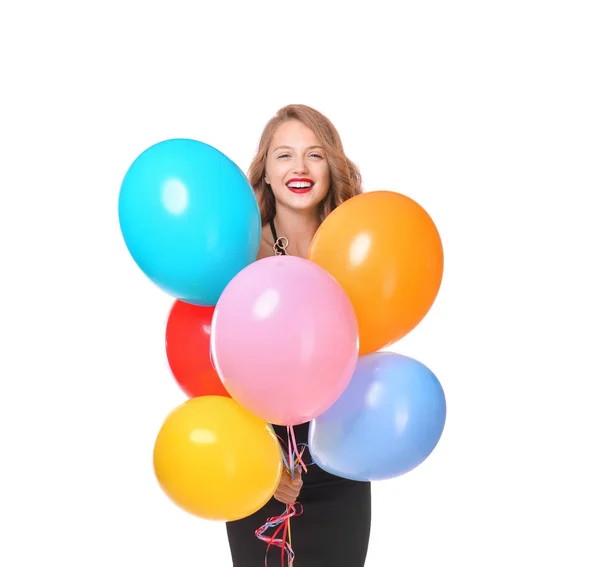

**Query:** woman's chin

left=276, top=192, right=327, bottom=212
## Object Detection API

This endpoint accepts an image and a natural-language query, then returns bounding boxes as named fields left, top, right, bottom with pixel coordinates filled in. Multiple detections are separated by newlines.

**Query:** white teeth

left=288, top=182, right=313, bottom=188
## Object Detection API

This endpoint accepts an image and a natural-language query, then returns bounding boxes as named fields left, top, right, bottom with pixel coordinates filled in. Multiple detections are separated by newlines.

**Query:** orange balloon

left=308, top=191, right=443, bottom=354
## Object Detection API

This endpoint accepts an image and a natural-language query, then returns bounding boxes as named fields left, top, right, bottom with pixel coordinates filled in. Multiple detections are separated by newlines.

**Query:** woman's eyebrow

left=272, top=145, right=324, bottom=152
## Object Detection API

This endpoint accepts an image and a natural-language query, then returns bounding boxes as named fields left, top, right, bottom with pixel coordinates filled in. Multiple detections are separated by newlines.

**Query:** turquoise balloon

left=118, top=139, right=261, bottom=305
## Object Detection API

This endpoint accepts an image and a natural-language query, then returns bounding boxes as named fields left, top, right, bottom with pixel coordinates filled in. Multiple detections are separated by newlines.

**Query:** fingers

left=274, top=489, right=298, bottom=505
left=283, top=466, right=303, bottom=485
left=290, top=467, right=302, bottom=485
left=274, top=469, right=303, bottom=504
left=276, top=482, right=302, bottom=501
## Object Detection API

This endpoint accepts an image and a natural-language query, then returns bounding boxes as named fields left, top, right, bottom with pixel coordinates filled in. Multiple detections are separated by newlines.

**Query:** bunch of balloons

left=118, top=137, right=447, bottom=528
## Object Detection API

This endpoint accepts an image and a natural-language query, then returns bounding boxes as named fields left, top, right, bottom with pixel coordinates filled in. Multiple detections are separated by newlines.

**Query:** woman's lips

left=286, top=178, right=314, bottom=194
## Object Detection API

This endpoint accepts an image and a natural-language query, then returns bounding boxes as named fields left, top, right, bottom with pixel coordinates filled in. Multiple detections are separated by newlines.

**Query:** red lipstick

left=286, top=178, right=314, bottom=194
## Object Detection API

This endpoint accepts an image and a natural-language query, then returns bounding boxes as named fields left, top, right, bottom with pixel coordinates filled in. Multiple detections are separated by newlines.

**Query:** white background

left=1, top=1, right=599, bottom=565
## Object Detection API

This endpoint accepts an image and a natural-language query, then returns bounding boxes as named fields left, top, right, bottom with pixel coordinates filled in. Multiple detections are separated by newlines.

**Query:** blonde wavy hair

left=248, top=104, right=363, bottom=224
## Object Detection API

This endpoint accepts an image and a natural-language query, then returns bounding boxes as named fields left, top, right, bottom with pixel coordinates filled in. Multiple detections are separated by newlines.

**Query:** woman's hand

left=274, top=467, right=303, bottom=505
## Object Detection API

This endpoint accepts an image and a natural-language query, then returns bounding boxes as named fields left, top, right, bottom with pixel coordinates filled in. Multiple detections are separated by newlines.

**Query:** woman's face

left=264, top=120, right=331, bottom=213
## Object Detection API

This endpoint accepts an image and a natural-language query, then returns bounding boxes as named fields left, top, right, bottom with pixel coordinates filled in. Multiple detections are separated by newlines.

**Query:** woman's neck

left=272, top=207, right=320, bottom=259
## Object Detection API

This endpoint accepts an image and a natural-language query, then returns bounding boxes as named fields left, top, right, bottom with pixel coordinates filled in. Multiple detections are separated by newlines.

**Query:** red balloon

left=165, top=300, right=230, bottom=398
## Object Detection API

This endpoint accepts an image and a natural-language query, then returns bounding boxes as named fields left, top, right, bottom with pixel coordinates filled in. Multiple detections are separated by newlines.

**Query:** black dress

left=225, top=222, right=372, bottom=566
left=226, top=422, right=371, bottom=566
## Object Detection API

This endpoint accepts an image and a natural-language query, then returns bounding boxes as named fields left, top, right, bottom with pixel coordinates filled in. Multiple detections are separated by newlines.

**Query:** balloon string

left=255, top=500, right=289, bottom=562
left=255, top=500, right=304, bottom=565
left=281, top=512, right=289, bottom=566
left=273, top=433, right=315, bottom=470
left=288, top=425, right=308, bottom=475
left=277, top=441, right=314, bottom=470
left=256, top=426, right=307, bottom=566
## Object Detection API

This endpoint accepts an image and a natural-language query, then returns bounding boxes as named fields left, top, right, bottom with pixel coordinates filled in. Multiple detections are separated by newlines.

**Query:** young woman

left=225, top=104, right=371, bottom=566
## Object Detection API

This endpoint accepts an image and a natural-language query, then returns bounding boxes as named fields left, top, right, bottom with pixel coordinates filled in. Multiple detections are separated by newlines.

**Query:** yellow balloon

left=153, top=396, right=282, bottom=521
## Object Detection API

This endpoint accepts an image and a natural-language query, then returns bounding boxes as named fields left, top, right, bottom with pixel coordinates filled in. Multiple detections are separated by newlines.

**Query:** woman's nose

left=292, top=157, right=308, bottom=173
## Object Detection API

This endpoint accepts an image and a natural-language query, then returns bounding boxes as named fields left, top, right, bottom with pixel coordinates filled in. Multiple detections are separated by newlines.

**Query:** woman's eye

left=277, top=154, right=290, bottom=159
left=310, top=153, right=323, bottom=159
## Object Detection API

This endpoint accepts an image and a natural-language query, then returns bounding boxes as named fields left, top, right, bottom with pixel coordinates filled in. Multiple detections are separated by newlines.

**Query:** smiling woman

left=264, top=120, right=331, bottom=212
left=224, top=104, right=370, bottom=567
left=249, top=105, right=362, bottom=251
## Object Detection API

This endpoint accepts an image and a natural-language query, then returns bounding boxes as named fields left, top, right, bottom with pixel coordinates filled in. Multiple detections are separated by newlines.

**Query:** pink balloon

left=210, top=255, right=359, bottom=426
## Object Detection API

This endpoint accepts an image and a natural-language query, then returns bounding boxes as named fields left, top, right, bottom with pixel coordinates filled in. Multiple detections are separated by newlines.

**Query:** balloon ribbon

left=255, top=425, right=308, bottom=566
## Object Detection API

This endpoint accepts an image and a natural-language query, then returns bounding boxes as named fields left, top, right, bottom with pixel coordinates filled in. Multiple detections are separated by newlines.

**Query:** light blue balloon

left=309, top=352, right=446, bottom=481
left=118, top=138, right=261, bottom=305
